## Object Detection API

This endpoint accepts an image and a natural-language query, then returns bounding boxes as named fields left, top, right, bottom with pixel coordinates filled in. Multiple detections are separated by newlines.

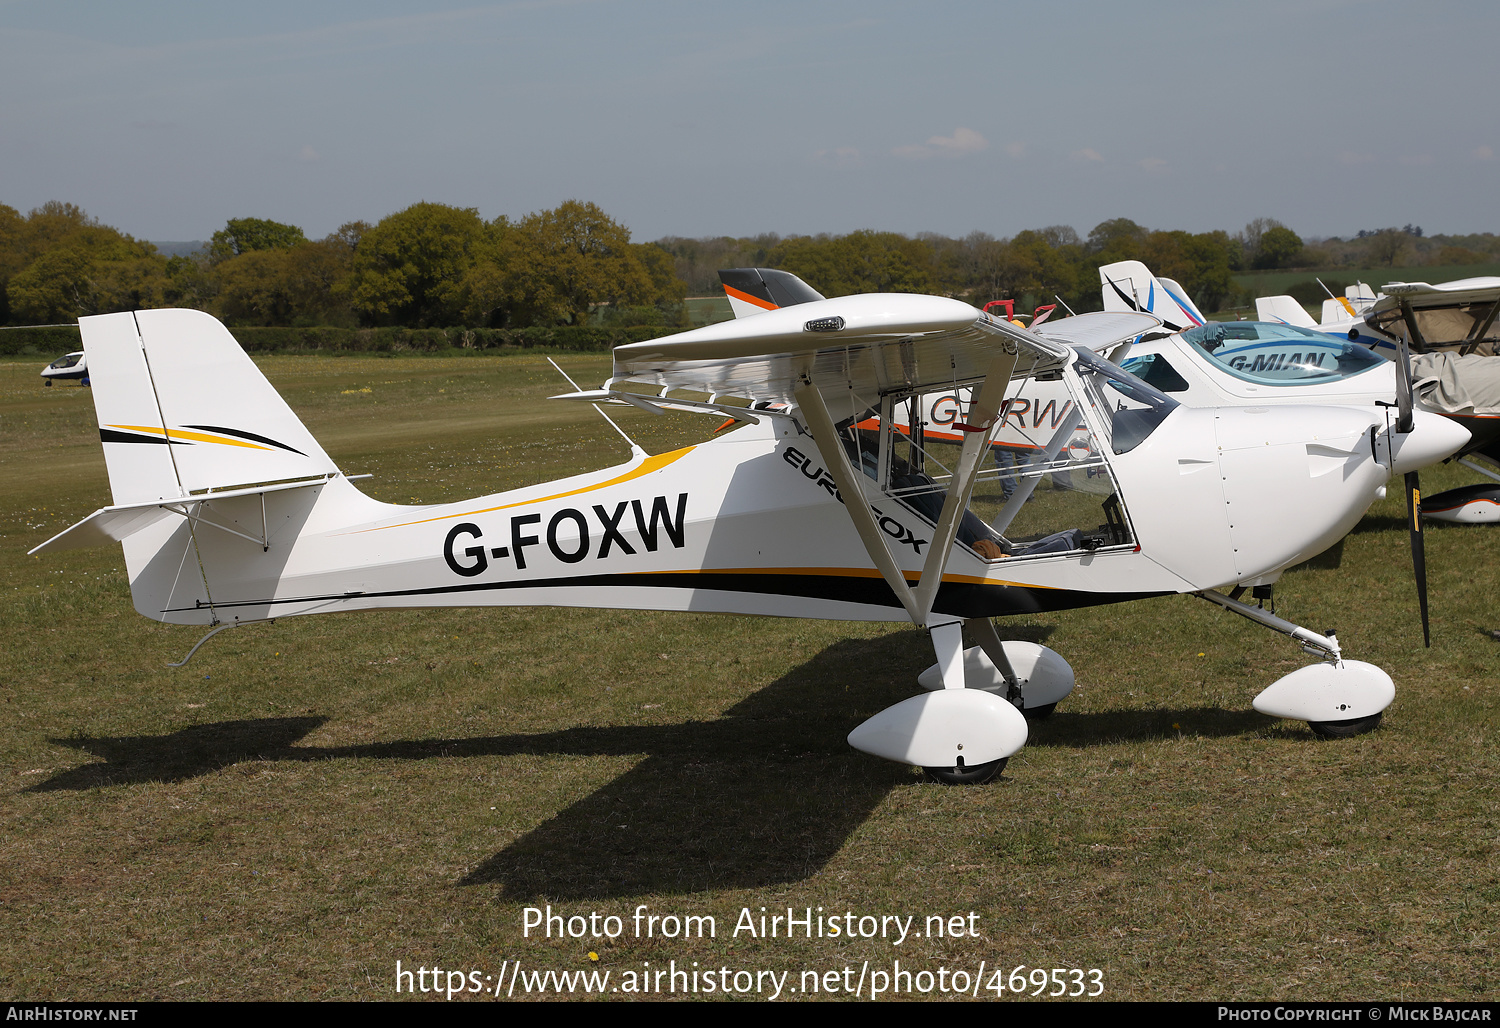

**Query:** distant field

left=1235, top=263, right=1500, bottom=298
left=1, top=355, right=1497, bottom=1001
left=685, top=295, right=734, bottom=326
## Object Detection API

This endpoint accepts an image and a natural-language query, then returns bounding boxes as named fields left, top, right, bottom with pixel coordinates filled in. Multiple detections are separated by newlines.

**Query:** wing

left=605, top=296, right=1161, bottom=628
left=1033, top=310, right=1164, bottom=358
left=1368, top=277, right=1500, bottom=353
left=611, top=293, right=1089, bottom=412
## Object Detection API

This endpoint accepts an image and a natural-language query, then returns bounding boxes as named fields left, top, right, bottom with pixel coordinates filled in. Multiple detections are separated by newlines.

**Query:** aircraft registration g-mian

left=32, top=301, right=1467, bottom=783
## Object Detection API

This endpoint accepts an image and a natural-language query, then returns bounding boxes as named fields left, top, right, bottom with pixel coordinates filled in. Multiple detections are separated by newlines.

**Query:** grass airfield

left=1, top=353, right=1497, bottom=1002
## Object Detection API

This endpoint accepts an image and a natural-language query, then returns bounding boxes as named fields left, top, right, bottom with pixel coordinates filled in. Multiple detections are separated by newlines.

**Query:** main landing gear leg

left=911, top=618, right=1076, bottom=720
left=1196, top=590, right=1393, bottom=738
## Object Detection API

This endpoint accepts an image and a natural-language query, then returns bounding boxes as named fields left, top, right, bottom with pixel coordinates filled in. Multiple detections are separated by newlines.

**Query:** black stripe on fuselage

left=165, top=569, right=1168, bottom=619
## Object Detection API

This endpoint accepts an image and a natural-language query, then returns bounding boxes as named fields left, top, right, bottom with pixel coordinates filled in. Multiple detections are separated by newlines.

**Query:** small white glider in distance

left=34, top=302, right=1467, bottom=782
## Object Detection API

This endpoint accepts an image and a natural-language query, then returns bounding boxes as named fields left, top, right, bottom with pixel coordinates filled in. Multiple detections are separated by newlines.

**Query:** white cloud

left=1474, top=145, right=1494, bottom=160
left=299, top=144, right=321, bottom=162
left=1071, top=148, right=1103, bottom=162
left=893, top=126, right=987, bottom=159
left=1005, top=140, right=1027, bottom=159
left=1138, top=157, right=1167, bottom=171
left=1338, top=150, right=1376, bottom=165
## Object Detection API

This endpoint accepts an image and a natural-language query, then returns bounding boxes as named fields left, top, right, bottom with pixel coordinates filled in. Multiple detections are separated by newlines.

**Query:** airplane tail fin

left=1098, top=260, right=1207, bottom=332
left=45, top=309, right=378, bottom=625
left=719, top=268, right=825, bottom=318
left=86, top=309, right=340, bottom=504
left=1255, top=295, right=1319, bottom=328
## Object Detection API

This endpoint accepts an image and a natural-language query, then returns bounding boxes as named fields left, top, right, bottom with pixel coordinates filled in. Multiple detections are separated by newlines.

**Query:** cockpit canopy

left=1179, top=322, right=1384, bottom=385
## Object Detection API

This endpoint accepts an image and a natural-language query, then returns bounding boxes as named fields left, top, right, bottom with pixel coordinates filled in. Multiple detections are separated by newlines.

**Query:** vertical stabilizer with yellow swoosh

left=79, top=309, right=351, bottom=623
left=84, top=308, right=341, bottom=505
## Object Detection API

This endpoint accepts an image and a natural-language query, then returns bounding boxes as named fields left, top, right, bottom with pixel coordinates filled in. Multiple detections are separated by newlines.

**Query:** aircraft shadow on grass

left=30, top=627, right=1270, bottom=899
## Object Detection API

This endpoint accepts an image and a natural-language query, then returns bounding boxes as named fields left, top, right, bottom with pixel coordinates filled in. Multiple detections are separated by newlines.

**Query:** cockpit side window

left=1119, top=352, right=1189, bottom=392
left=854, top=355, right=1138, bottom=564
left=1073, top=348, right=1179, bottom=455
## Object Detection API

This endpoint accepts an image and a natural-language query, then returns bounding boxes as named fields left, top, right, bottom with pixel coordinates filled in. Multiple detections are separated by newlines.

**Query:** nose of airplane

left=1388, top=410, right=1471, bottom=476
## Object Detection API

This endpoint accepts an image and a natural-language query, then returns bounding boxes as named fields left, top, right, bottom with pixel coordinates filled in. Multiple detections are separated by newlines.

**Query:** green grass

left=685, top=296, right=735, bottom=327
left=1, top=356, right=1497, bottom=1001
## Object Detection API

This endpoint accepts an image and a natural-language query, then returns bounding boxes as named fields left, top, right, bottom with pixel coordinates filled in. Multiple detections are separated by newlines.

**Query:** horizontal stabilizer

left=28, top=476, right=339, bottom=555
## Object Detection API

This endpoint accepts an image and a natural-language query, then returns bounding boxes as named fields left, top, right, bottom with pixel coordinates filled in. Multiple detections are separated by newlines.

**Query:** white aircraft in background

left=40, top=351, right=89, bottom=386
left=1256, top=281, right=1381, bottom=346
left=1100, top=261, right=1500, bottom=469
left=1101, top=259, right=1500, bottom=644
left=33, top=303, right=1465, bottom=784
left=1256, top=276, right=1500, bottom=359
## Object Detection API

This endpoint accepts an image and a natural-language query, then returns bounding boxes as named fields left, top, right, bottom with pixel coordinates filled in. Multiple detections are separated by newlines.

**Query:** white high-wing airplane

left=32, top=305, right=1467, bottom=783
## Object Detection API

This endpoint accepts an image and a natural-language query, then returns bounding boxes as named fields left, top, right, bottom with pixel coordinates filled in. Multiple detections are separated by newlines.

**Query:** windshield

left=1181, top=321, right=1385, bottom=384
left=1072, top=348, right=1178, bottom=454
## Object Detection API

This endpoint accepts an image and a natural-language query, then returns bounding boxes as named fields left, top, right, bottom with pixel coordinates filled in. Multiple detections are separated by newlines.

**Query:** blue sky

left=3, top=0, right=1496, bottom=243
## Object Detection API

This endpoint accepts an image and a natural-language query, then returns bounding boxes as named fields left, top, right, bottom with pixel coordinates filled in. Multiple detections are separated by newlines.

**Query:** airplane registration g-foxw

left=33, top=303, right=1467, bottom=783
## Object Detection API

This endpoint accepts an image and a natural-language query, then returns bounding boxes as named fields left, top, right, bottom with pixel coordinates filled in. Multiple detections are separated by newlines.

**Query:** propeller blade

left=1407, top=471, right=1430, bottom=647
left=1395, top=299, right=1423, bottom=435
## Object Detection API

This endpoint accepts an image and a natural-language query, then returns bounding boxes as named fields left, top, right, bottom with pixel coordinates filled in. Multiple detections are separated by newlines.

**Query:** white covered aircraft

left=32, top=304, right=1467, bottom=783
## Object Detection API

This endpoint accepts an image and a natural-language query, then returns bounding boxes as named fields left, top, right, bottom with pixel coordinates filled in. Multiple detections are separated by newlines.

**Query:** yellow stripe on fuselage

left=357, top=446, right=697, bottom=533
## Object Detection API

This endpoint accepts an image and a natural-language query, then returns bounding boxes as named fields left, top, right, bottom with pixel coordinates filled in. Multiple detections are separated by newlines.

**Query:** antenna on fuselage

left=546, top=357, right=648, bottom=460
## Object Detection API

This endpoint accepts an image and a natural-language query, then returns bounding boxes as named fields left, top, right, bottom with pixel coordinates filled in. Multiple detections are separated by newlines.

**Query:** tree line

left=3, top=199, right=1497, bottom=329
left=0, top=200, right=684, bottom=330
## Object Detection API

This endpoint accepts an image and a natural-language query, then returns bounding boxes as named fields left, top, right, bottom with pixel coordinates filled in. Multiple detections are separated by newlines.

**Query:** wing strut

left=911, top=351, right=1017, bottom=616
left=792, top=348, right=1017, bottom=628
left=794, top=376, right=923, bottom=624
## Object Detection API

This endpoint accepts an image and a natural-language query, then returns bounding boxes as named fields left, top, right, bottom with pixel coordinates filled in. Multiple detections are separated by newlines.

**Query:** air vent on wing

left=804, top=316, right=844, bottom=333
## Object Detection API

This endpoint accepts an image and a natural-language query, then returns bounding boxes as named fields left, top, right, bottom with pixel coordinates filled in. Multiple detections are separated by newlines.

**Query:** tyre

left=1307, top=712, right=1382, bottom=739
left=924, top=757, right=1007, bottom=785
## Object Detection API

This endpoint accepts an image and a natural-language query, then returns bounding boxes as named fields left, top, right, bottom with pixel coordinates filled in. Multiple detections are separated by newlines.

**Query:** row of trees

left=659, top=218, right=1289, bottom=313
left=3, top=200, right=1497, bottom=328
left=0, top=201, right=684, bottom=329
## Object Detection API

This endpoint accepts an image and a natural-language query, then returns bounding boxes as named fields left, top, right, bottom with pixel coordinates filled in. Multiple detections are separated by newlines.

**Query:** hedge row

left=0, top=323, right=674, bottom=358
